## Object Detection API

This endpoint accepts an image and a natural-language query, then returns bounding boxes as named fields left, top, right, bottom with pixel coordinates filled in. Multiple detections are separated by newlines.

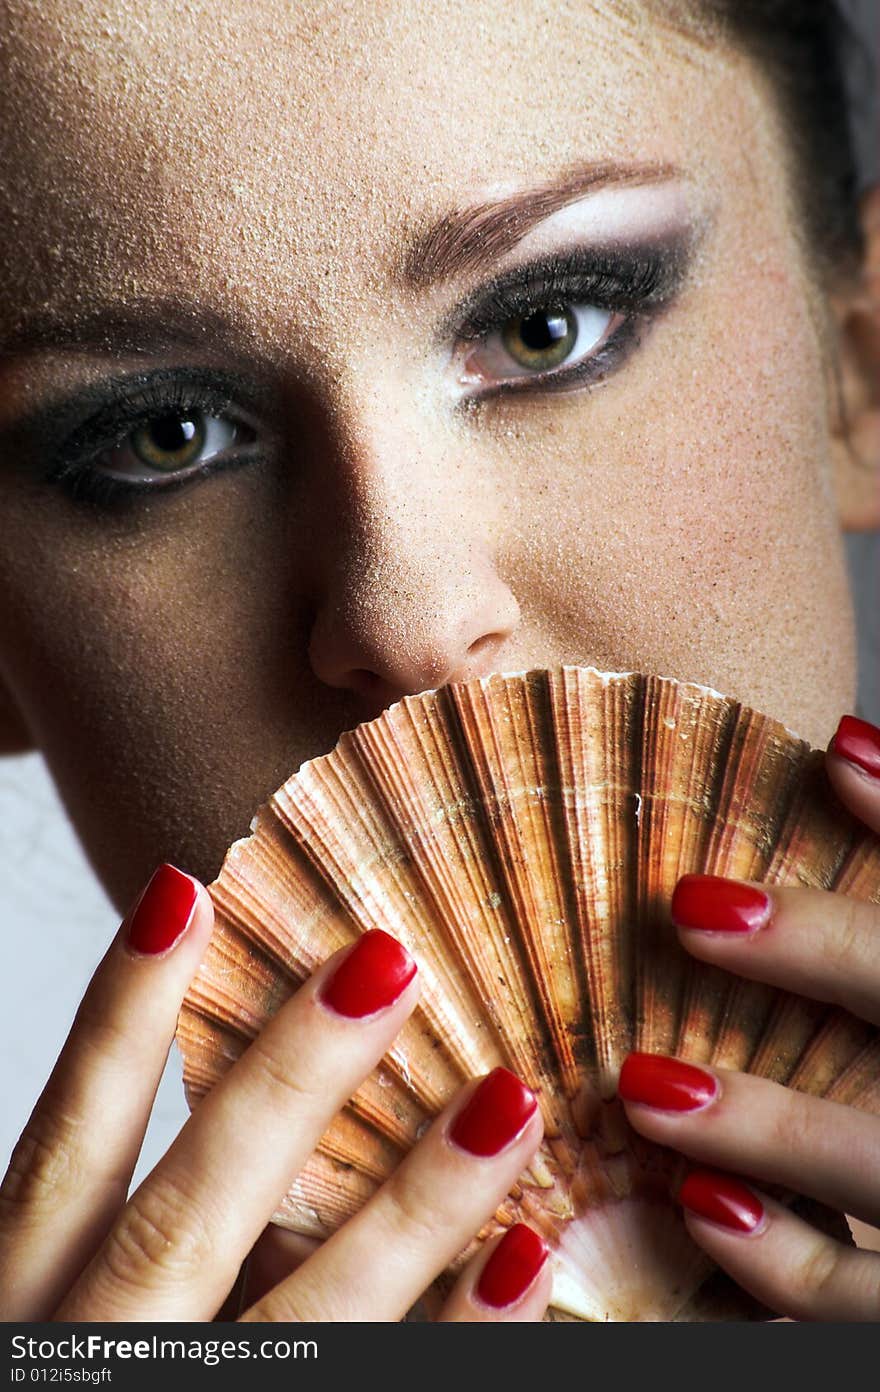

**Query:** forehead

left=0, top=0, right=762, bottom=351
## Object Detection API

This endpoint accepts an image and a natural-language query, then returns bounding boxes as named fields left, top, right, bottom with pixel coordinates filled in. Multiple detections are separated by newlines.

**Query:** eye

left=99, top=409, right=250, bottom=484
left=37, top=370, right=264, bottom=506
left=446, top=242, right=692, bottom=399
left=460, top=302, right=619, bottom=385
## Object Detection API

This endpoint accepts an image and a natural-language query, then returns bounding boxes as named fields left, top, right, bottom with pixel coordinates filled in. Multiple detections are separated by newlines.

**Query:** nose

left=305, top=432, right=521, bottom=718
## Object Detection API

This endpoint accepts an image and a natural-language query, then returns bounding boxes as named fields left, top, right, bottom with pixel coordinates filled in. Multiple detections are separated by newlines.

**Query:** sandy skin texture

left=0, top=0, right=866, bottom=918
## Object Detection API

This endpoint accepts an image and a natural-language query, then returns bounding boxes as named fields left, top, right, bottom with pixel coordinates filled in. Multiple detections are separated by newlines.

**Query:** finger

left=670, top=875, right=880, bottom=1024
left=826, top=714, right=880, bottom=835
left=0, top=864, right=212, bottom=1321
left=617, top=1053, right=880, bottom=1227
left=56, top=929, right=420, bottom=1321
left=677, top=1168, right=880, bottom=1322
left=436, top=1223, right=551, bottom=1323
left=241, top=1067, right=544, bottom=1322
left=213, top=1261, right=249, bottom=1322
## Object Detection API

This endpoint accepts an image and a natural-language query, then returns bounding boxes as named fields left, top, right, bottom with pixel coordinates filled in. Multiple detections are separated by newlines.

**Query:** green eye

left=130, top=413, right=208, bottom=471
left=501, top=306, right=578, bottom=370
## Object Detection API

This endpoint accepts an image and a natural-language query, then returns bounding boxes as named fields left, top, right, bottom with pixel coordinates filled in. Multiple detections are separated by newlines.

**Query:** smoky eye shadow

left=437, top=224, right=701, bottom=346
left=0, top=366, right=268, bottom=477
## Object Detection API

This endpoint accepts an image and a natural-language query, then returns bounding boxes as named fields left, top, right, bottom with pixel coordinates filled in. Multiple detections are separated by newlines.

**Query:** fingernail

left=475, top=1224, right=549, bottom=1309
left=449, top=1068, right=538, bottom=1157
left=679, top=1169, right=765, bottom=1233
left=672, top=874, right=772, bottom=935
left=318, top=930, right=417, bottom=1019
left=618, top=1052, right=718, bottom=1111
left=127, top=863, right=199, bottom=955
left=830, top=714, right=880, bottom=780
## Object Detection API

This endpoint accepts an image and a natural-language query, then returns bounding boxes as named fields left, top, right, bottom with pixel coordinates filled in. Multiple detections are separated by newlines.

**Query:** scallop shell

left=177, top=667, right=880, bottom=1321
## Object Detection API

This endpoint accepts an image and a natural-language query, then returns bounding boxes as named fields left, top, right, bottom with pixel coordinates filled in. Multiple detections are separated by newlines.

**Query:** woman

left=0, top=0, right=878, bottom=1321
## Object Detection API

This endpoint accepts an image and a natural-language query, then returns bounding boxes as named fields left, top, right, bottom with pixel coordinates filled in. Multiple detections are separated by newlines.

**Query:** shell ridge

left=446, top=673, right=577, bottom=1103
left=391, top=686, right=537, bottom=1072
left=175, top=664, right=880, bottom=1322
left=300, top=709, right=506, bottom=1083
left=453, top=671, right=587, bottom=1109
left=673, top=702, right=811, bottom=1068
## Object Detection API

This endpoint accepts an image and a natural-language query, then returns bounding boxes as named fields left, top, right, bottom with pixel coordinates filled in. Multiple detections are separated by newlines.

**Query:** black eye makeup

left=8, top=367, right=266, bottom=509
left=445, top=234, right=694, bottom=400
left=7, top=228, right=696, bottom=509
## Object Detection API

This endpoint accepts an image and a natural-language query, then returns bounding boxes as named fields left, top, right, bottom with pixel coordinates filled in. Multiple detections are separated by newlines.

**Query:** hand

left=617, top=713, right=880, bottom=1321
left=0, top=864, right=551, bottom=1322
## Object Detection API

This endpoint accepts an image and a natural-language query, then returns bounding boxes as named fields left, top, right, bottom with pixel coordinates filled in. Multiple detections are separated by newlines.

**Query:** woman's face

left=0, top=0, right=862, bottom=911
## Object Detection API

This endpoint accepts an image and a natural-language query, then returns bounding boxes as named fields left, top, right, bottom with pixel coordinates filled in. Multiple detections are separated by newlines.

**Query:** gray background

left=1, top=2, right=878, bottom=1190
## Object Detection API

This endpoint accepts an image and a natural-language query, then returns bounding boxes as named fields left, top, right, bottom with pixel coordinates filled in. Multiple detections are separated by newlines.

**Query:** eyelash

left=447, top=244, right=683, bottom=404
left=42, top=372, right=260, bottom=508
left=41, top=243, right=684, bottom=507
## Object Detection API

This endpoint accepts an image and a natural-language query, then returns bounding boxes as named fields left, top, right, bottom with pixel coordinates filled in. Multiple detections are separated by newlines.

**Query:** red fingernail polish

left=618, top=1052, right=717, bottom=1111
left=672, top=875, right=771, bottom=934
left=319, top=930, right=416, bottom=1019
left=476, top=1224, right=549, bottom=1309
left=679, top=1169, right=764, bottom=1233
left=449, top=1068, right=538, bottom=1157
left=127, top=863, right=198, bottom=955
left=830, top=715, right=880, bottom=780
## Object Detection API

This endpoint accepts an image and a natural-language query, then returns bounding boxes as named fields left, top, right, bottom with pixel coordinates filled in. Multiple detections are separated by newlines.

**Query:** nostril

left=467, top=633, right=497, bottom=660
left=351, top=669, right=382, bottom=692
left=349, top=669, right=394, bottom=703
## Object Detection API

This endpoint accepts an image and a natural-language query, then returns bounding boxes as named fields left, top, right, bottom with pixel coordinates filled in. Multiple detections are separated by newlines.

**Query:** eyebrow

left=397, top=160, right=683, bottom=288
left=1, top=161, right=683, bottom=360
left=0, top=302, right=262, bottom=362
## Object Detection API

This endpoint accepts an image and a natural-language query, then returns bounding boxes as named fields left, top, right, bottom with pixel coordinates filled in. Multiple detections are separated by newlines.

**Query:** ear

left=831, top=184, right=880, bottom=532
left=0, top=678, right=35, bottom=755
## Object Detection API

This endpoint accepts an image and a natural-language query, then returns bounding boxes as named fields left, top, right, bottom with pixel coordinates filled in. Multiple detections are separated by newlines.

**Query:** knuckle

left=382, top=1164, right=457, bottom=1249
left=789, top=1234, right=843, bottom=1309
left=104, top=1177, right=214, bottom=1290
left=789, top=1239, right=880, bottom=1321
left=74, top=985, right=119, bottom=1039
left=245, top=1036, right=318, bottom=1112
left=73, top=984, right=140, bottom=1070
left=0, top=1106, right=85, bottom=1224
left=766, top=1087, right=817, bottom=1158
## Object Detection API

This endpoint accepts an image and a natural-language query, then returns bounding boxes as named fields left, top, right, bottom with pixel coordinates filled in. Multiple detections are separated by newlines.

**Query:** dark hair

left=684, top=1, right=868, bottom=282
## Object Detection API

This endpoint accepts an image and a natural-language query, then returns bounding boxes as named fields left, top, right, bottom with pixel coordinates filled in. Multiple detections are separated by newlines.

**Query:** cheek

left=492, top=263, right=853, bottom=745
left=0, top=479, right=356, bottom=907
